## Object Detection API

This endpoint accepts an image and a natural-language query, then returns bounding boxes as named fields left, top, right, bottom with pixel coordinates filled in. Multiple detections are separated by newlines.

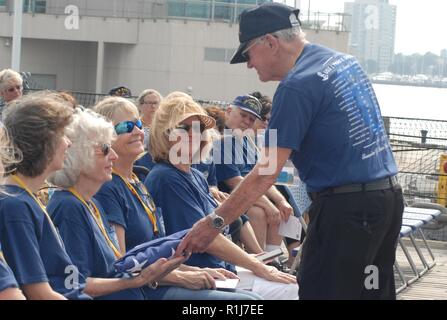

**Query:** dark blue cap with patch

left=230, top=3, right=300, bottom=64
left=232, top=95, right=263, bottom=120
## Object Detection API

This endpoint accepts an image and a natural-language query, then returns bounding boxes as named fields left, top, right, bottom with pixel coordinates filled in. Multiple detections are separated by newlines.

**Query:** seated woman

left=0, top=93, right=90, bottom=300
left=0, top=128, right=25, bottom=300
left=146, top=97, right=299, bottom=300
left=47, top=108, right=187, bottom=300
left=93, top=96, right=261, bottom=300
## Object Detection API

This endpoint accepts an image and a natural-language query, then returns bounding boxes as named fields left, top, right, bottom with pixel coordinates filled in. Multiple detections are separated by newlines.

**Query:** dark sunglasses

left=174, top=122, right=205, bottom=133
left=114, top=119, right=143, bottom=135
left=96, top=143, right=112, bottom=156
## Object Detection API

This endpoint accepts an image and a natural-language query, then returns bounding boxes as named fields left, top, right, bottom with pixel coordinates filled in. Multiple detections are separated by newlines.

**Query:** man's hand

left=275, top=199, right=293, bottom=221
left=175, top=217, right=221, bottom=256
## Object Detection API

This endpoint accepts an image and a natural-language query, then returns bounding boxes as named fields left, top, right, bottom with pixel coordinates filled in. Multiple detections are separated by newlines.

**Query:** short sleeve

left=0, top=201, right=48, bottom=285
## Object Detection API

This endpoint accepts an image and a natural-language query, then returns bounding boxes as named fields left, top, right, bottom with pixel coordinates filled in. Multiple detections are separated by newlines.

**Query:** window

left=204, top=47, right=236, bottom=63
left=23, top=0, right=46, bottom=13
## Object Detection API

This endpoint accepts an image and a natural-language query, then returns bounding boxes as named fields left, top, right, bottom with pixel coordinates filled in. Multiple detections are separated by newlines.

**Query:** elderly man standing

left=177, top=3, right=403, bottom=300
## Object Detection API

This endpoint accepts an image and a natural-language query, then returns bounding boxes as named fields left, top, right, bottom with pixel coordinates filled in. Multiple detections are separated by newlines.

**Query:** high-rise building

left=344, top=0, right=396, bottom=74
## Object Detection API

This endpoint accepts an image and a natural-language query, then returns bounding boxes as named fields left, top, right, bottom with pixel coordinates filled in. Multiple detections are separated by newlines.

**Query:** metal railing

left=0, top=0, right=350, bottom=31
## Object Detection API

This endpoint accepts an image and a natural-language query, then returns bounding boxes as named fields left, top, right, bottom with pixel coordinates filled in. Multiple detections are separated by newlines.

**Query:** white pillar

left=96, top=41, right=104, bottom=94
left=11, top=0, right=23, bottom=71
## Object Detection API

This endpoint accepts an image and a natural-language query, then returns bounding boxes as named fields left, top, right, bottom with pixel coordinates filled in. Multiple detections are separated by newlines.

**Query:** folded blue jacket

left=114, top=229, right=190, bottom=274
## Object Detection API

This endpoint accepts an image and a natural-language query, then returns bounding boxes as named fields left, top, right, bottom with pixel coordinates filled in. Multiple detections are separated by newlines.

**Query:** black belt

left=309, top=176, right=399, bottom=201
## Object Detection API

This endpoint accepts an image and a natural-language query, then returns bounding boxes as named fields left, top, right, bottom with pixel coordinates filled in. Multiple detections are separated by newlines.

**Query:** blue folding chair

left=394, top=204, right=443, bottom=294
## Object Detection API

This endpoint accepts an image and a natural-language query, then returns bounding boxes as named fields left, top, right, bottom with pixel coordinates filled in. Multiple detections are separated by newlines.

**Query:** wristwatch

left=208, top=212, right=226, bottom=231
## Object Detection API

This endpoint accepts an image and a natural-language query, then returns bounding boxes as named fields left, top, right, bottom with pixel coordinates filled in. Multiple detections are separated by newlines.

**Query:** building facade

left=344, top=0, right=396, bottom=74
left=0, top=0, right=349, bottom=102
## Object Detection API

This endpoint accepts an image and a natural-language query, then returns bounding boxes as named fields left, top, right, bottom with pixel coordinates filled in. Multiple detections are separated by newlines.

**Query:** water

left=373, top=84, right=447, bottom=121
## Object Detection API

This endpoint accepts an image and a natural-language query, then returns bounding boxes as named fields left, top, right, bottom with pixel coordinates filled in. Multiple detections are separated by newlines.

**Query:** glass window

left=23, top=0, right=46, bottom=13
left=204, top=48, right=236, bottom=63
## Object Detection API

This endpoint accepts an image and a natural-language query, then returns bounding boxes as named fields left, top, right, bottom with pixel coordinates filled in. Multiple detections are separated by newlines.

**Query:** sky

left=282, top=0, right=446, bottom=55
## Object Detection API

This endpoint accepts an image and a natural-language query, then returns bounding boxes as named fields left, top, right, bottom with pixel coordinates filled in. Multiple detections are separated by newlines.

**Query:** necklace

left=112, top=170, right=159, bottom=235
left=10, top=175, right=64, bottom=248
left=68, top=188, right=122, bottom=259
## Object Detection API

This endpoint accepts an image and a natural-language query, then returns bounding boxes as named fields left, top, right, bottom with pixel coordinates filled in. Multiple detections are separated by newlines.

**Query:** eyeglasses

left=143, top=100, right=160, bottom=106
left=97, top=143, right=112, bottom=156
left=241, top=36, right=266, bottom=61
left=174, top=122, right=205, bottom=133
left=114, top=119, right=143, bottom=135
left=6, top=85, right=22, bottom=93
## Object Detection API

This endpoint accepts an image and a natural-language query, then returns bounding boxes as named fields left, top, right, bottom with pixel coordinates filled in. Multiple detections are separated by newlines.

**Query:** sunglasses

left=96, top=143, right=112, bottom=156
left=114, top=119, right=143, bottom=135
left=241, top=36, right=266, bottom=61
left=174, top=122, right=205, bottom=133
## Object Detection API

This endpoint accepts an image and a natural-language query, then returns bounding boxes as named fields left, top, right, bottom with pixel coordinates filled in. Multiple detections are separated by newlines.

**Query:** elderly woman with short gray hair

left=0, top=69, right=23, bottom=108
left=46, top=108, right=186, bottom=300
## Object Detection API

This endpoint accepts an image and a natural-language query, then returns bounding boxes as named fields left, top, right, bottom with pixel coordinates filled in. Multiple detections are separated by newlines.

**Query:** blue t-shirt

left=0, top=186, right=90, bottom=299
left=192, top=160, right=218, bottom=187
left=95, top=174, right=165, bottom=252
left=265, top=44, right=398, bottom=192
left=145, top=162, right=235, bottom=271
left=47, top=190, right=145, bottom=300
left=0, top=243, right=18, bottom=292
left=214, top=134, right=257, bottom=193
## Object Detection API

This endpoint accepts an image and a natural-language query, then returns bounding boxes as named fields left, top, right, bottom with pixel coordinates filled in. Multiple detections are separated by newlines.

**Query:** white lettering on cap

left=289, top=13, right=299, bottom=26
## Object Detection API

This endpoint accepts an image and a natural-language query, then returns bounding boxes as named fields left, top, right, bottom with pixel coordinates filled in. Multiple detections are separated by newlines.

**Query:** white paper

left=279, top=216, right=302, bottom=240
left=215, top=278, right=240, bottom=290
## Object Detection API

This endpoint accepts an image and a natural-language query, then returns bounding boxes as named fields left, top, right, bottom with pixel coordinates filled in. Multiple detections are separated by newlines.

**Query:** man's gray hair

left=48, top=108, right=115, bottom=188
left=271, top=26, right=303, bottom=42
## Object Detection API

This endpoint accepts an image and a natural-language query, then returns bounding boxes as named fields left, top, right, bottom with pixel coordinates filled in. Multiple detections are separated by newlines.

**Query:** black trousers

left=297, top=187, right=404, bottom=300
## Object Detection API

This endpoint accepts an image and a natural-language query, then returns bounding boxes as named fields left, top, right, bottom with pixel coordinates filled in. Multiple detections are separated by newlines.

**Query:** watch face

left=212, top=216, right=224, bottom=229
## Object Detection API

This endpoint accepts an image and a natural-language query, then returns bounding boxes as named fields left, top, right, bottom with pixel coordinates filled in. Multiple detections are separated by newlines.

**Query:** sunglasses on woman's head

left=114, top=119, right=143, bottom=135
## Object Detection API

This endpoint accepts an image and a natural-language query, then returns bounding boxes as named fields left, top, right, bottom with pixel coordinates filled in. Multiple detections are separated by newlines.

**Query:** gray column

left=12, top=0, right=23, bottom=71
left=96, top=41, right=104, bottom=94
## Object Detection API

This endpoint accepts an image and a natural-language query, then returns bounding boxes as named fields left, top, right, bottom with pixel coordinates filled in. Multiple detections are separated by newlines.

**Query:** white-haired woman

left=146, top=97, right=299, bottom=300
left=0, top=69, right=23, bottom=108
left=47, top=108, right=186, bottom=300
left=93, top=97, right=261, bottom=300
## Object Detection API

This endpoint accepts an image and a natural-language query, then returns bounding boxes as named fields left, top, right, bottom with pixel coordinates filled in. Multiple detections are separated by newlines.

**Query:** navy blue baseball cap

left=230, top=3, right=300, bottom=64
left=232, top=95, right=262, bottom=120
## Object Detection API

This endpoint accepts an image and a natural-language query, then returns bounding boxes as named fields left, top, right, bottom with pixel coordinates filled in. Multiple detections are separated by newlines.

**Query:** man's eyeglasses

left=241, top=36, right=266, bottom=61
left=115, top=119, right=143, bottom=135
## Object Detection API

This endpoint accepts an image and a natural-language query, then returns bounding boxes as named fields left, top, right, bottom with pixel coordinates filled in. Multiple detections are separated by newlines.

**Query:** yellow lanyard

left=68, top=188, right=122, bottom=259
left=112, top=170, right=159, bottom=235
left=10, top=175, right=64, bottom=248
